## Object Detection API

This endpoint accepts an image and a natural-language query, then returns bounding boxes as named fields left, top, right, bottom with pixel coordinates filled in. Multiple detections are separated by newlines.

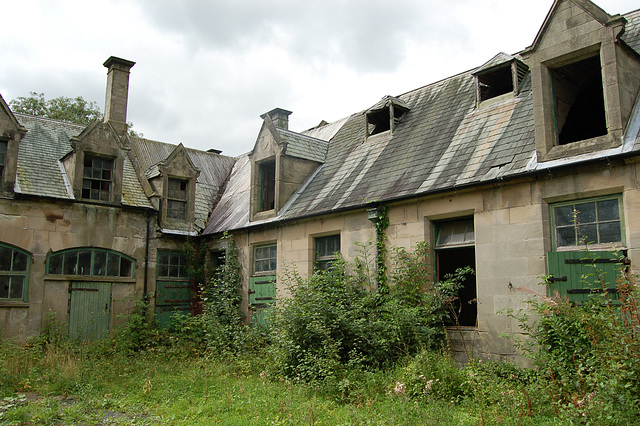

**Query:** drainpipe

left=143, top=210, right=151, bottom=299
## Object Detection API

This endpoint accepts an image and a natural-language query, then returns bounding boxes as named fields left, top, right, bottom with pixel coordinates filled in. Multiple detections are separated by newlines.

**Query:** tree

left=10, top=92, right=142, bottom=136
left=10, top=92, right=102, bottom=125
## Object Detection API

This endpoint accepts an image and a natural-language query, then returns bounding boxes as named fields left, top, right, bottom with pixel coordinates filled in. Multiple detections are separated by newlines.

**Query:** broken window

left=366, top=96, right=410, bottom=137
left=315, top=235, right=340, bottom=272
left=435, top=218, right=477, bottom=327
left=82, top=155, right=113, bottom=201
left=167, top=178, right=188, bottom=220
left=476, top=60, right=528, bottom=102
left=551, top=55, right=607, bottom=145
left=0, top=243, right=30, bottom=301
left=0, top=140, right=6, bottom=183
left=259, top=161, right=276, bottom=211
left=47, top=248, right=134, bottom=278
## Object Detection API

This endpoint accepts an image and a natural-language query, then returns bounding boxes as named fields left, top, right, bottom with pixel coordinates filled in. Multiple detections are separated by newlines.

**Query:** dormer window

left=82, top=155, right=113, bottom=201
left=474, top=56, right=529, bottom=103
left=365, top=96, right=410, bottom=138
left=167, top=178, right=188, bottom=220
left=551, top=54, right=606, bottom=145
left=259, top=160, right=276, bottom=211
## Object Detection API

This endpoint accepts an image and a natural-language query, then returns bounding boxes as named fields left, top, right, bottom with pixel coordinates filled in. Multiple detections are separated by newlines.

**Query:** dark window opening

left=367, top=105, right=407, bottom=136
left=435, top=218, right=476, bottom=327
left=259, top=161, right=276, bottom=211
left=478, top=65, right=513, bottom=101
left=315, top=235, right=340, bottom=272
left=0, top=140, right=7, bottom=183
left=82, top=155, right=113, bottom=201
left=551, top=55, right=607, bottom=145
left=167, top=178, right=188, bottom=220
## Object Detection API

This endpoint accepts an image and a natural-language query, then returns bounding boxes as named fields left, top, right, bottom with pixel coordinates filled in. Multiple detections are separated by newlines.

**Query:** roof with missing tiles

left=203, top=7, right=640, bottom=234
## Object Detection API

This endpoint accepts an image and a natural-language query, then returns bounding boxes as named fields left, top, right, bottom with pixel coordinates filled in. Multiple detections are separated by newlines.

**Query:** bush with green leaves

left=512, top=269, right=640, bottom=422
left=271, top=242, right=448, bottom=384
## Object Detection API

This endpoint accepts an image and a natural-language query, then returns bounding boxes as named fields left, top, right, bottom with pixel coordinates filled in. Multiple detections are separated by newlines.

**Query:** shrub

left=271, top=242, right=448, bottom=384
left=512, top=267, right=640, bottom=422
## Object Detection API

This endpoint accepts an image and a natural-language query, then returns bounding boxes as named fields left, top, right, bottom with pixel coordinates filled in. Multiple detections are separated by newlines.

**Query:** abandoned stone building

left=2, top=0, right=640, bottom=363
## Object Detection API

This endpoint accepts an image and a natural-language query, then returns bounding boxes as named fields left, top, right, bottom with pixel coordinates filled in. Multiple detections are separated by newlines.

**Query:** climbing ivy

left=373, top=206, right=389, bottom=293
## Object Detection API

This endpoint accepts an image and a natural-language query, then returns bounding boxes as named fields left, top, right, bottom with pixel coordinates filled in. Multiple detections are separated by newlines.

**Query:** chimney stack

left=260, top=108, right=292, bottom=130
left=103, top=56, right=135, bottom=135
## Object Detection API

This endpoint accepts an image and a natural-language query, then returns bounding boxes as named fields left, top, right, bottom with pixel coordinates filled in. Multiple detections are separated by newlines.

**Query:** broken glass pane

left=78, top=250, right=92, bottom=275
left=0, top=246, right=11, bottom=271
left=63, top=252, right=78, bottom=275
left=0, top=276, right=9, bottom=298
left=94, top=251, right=107, bottom=276
left=48, top=254, right=63, bottom=274
left=9, top=277, right=23, bottom=299
left=120, top=258, right=133, bottom=277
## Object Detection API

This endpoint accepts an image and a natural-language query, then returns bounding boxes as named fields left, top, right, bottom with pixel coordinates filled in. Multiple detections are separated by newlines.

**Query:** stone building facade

left=2, top=0, right=640, bottom=364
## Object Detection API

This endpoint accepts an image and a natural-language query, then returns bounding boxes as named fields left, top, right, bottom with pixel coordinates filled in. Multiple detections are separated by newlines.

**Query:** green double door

left=249, top=276, right=276, bottom=327
left=68, top=282, right=112, bottom=341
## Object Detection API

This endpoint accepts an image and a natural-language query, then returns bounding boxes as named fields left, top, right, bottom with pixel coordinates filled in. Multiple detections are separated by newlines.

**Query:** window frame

left=0, top=243, right=31, bottom=302
left=550, top=194, right=624, bottom=251
left=259, top=160, right=276, bottom=212
left=166, top=178, right=189, bottom=220
left=253, top=244, right=277, bottom=275
left=81, top=154, right=114, bottom=202
left=314, top=235, right=341, bottom=272
left=157, top=250, right=189, bottom=280
left=46, top=248, right=135, bottom=278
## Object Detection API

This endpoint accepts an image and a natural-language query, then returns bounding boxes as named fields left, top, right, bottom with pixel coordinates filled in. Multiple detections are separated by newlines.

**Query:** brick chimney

left=103, top=56, right=135, bottom=135
left=260, top=108, right=292, bottom=130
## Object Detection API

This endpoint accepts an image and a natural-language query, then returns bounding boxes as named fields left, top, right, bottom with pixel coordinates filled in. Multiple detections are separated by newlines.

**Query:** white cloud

left=1, top=0, right=638, bottom=156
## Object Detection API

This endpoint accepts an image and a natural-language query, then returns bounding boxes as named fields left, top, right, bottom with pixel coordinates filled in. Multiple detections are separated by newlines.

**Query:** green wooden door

left=155, top=280, right=191, bottom=328
left=546, top=251, right=625, bottom=304
left=249, top=275, right=276, bottom=327
left=68, top=282, right=112, bottom=341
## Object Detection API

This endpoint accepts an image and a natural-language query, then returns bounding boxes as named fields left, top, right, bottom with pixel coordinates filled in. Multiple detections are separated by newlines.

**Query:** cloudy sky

left=1, top=0, right=638, bottom=157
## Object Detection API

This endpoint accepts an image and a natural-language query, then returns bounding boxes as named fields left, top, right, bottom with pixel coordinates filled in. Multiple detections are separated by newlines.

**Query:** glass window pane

left=63, top=252, right=78, bottom=275
left=78, top=250, right=92, bottom=275
left=557, top=226, right=576, bottom=247
left=158, top=252, right=169, bottom=267
left=120, top=258, right=133, bottom=277
left=9, top=277, right=23, bottom=299
left=94, top=251, right=107, bottom=276
left=599, top=222, right=621, bottom=244
left=578, top=224, right=598, bottom=245
left=12, top=252, right=28, bottom=272
left=575, top=202, right=596, bottom=224
left=0, top=246, right=11, bottom=271
left=49, top=254, right=63, bottom=274
left=107, top=253, right=120, bottom=276
left=555, top=205, right=575, bottom=227
left=158, top=264, right=169, bottom=277
left=597, top=199, right=619, bottom=222
left=169, top=264, right=179, bottom=277
left=0, top=276, right=9, bottom=298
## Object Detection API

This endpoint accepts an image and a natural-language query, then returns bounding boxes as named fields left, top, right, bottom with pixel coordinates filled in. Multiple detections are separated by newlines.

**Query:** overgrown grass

left=1, top=338, right=560, bottom=425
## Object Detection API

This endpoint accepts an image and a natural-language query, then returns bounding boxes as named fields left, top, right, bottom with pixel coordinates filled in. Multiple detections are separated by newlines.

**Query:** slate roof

left=203, top=7, right=640, bottom=234
left=277, top=128, right=328, bottom=163
left=14, top=114, right=236, bottom=229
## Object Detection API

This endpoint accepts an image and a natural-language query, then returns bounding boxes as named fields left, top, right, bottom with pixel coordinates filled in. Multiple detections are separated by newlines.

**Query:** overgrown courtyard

left=1, top=241, right=639, bottom=424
